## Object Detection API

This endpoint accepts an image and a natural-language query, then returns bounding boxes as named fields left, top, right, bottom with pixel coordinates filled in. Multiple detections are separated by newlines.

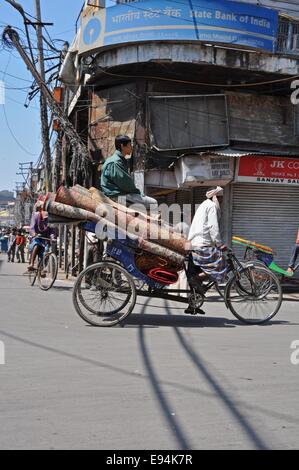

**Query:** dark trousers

left=16, top=245, right=25, bottom=263
left=288, top=244, right=299, bottom=269
left=7, top=244, right=16, bottom=262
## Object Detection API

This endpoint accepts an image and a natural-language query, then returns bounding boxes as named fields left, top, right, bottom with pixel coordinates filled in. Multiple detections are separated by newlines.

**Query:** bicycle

left=28, top=237, right=58, bottom=291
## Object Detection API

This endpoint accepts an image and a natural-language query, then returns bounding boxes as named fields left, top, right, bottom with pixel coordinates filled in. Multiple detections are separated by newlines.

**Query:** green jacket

left=100, top=150, right=141, bottom=198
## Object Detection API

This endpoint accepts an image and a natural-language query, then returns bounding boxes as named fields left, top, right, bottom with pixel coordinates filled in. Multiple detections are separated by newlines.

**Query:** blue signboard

left=80, top=0, right=278, bottom=54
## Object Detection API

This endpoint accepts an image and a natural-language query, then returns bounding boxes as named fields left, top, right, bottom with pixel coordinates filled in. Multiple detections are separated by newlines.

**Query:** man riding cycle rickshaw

left=27, top=201, right=56, bottom=272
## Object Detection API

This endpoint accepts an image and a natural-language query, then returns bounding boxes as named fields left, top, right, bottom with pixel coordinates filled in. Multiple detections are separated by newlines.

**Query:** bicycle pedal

left=185, top=306, right=206, bottom=316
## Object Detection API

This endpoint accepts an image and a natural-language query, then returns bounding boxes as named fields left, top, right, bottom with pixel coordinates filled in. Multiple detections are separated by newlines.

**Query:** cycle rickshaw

left=72, top=226, right=283, bottom=327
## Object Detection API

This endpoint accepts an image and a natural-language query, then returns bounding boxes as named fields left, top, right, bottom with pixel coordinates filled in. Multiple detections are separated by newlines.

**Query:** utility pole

left=3, top=27, right=90, bottom=186
left=34, top=0, right=52, bottom=193
left=16, top=162, right=35, bottom=225
left=16, top=162, right=33, bottom=191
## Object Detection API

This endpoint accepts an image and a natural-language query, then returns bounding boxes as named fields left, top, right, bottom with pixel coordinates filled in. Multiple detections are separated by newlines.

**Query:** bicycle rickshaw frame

left=72, top=231, right=283, bottom=327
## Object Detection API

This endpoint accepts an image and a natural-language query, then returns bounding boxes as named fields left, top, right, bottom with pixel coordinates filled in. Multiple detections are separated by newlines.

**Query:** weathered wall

left=94, top=42, right=299, bottom=76
left=227, top=92, right=299, bottom=146
left=89, top=83, right=138, bottom=159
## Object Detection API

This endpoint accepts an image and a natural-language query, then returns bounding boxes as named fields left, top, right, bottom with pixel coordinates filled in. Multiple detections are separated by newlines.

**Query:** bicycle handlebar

left=33, top=236, right=57, bottom=242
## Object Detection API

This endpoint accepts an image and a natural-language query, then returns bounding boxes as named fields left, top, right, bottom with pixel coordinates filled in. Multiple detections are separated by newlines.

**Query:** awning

left=182, top=147, right=299, bottom=159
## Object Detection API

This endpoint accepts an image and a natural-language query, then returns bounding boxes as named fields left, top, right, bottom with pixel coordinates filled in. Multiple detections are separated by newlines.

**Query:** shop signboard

left=236, top=156, right=299, bottom=186
left=175, top=156, right=234, bottom=188
left=79, top=0, right=278, bottom=55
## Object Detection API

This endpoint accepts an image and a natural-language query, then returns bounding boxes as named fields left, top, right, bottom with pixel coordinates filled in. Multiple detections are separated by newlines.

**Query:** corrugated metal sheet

left=227, top=92, right=299, bottom=147
left=193, top=187, right=208, bottom=211
left=201, top=148, right=299, bottom=158
left=148, top=95, right=229, bottom=151
left=176, top=190, right=192, bottom=207
left=232, top=183, right=299, bottom=276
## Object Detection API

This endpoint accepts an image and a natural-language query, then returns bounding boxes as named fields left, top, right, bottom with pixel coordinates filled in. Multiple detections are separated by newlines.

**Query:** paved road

left=0, top=254, right=299, bottom=450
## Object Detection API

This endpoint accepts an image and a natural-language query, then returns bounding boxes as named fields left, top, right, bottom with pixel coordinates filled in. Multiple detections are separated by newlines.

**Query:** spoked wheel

left=73, top=261, right=136, bottom=327
left=225, top=265, right=282, bottom=324
left=38, top=253, right=58, bottom=291
left=28, top=268, right=38, bottom=287
left=28, top=258, right=39, bottom=287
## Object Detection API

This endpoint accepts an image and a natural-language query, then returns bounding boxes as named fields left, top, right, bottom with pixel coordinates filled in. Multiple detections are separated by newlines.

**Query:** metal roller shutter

left=193, top=187, right=208, bottom=210
left=165, top=192, right=176, bottom=205
left=158, top=191, right=177, bottom=226
left=176, top=190, right=192, bottom=227
left=176, top=190, right=192, bottom=207
left=232, top=183, right=299, bottom=274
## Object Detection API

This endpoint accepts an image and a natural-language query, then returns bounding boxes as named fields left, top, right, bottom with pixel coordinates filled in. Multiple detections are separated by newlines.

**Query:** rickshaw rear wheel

left=73, top=261, right=136, bottom=327
left=224, top=265, right=282, bottom=324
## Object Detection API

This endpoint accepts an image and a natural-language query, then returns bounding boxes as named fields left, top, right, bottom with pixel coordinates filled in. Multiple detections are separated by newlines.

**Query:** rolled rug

left=46, top=200, right=100, bottom=223
left=47, top=198, right=185, bottom=267
left=72, top=185, right=94, bottom=199
left=89, top=186, right=182, bottom=238
left=137, top=238, right=185, bottom=268
left=55, top=186, right=98, bottom=213
left=48, top=214, right=83, bottom=225
left=56, top=187, right=188, bottom=254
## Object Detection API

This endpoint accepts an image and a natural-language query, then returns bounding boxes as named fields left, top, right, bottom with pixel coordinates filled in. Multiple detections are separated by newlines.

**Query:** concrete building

left=59, top=0, right=299, bottom=270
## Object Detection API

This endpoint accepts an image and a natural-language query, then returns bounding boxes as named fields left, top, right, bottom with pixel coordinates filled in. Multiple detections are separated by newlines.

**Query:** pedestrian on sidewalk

left=0, top=230, right=9, bottom=253
left=7, top=228, right=16, bottom=263
left=16, top=229, right=26, bottom=263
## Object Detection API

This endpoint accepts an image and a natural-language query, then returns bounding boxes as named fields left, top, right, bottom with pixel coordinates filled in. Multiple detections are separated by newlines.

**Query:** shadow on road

left=164, top=300, right=269, bottom=450
left=51, top=285, right=73, bottom=292
left=124, top=313, right=238, bottom=328
left=137, top=297, right=192, bottom=449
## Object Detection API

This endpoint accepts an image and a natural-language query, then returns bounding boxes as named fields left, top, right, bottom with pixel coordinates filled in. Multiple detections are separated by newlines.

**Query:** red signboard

left=237, top=156, right=299, bottom=185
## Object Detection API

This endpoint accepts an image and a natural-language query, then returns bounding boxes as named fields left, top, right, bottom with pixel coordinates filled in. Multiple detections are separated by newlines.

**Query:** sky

left=0, top=0, right=117, bottom=193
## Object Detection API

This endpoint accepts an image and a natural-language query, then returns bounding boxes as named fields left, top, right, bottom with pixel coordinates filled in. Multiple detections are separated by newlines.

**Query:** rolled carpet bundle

left=48, top=214, right=83, bottom=225
left=55, top=186, right=188, bottom=254
left=88, top=186, right=181, bottom=238
left=45, top=199, right=100, bottom=224
left=45, top=198, right=185, bottom=267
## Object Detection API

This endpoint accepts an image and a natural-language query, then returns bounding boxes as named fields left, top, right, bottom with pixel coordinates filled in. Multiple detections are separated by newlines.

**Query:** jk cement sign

left=79, top=0, right=278, bottom=55
left=236, top=156, right=299, bottom=186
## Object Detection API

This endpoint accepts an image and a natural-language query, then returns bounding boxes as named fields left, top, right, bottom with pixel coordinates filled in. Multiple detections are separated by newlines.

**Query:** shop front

left=232, top=155, right=299, bottom=272
left=146, top=154, right=234, bottom=237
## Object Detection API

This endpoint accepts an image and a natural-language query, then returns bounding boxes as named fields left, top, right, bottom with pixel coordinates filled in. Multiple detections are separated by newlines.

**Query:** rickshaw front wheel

left=73, top=261, right=136, bottom=327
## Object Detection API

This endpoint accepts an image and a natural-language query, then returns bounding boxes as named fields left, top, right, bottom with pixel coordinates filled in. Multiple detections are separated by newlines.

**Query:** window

left=148, top=94, right=229, bottom=151
left=277, top=17, right=299, bottom=56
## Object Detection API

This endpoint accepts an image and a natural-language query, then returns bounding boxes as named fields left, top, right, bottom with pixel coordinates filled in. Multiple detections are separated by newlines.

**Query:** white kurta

left=188, top=199, right=222, bottom=248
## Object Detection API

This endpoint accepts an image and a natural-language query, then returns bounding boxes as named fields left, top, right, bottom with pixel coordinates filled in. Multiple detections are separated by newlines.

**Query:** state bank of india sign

left=78, top=0, right=278, bottom=55
left=237, top=156, right=299, bottom=186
